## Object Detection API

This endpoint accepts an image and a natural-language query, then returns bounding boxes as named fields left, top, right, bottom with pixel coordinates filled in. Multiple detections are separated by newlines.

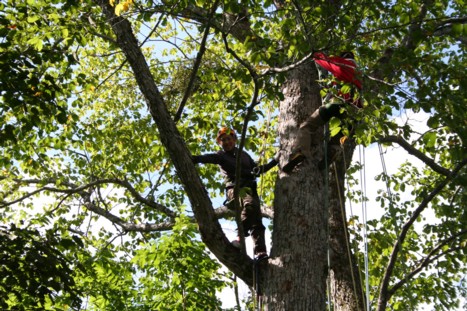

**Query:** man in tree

left=283, top=51, right=363, bottom=173
left=192, top=127, right=277, bottom=259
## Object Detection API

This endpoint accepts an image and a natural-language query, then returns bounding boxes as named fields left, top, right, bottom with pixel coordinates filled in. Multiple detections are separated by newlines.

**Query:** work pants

left=227, top=187, right=267, bottom=255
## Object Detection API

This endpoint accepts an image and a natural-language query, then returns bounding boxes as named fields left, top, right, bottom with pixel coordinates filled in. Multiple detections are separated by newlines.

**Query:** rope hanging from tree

left=358, top=145, right=371, bottom=311
left=318, top=114, right=377, bottom=311
left=323, top=123, right=333, bottom=311
left=314, top=49, right=372, bottom=311
left=378, top=143, right=400, bottom=237
left=257, top=99, right=274, bottom=202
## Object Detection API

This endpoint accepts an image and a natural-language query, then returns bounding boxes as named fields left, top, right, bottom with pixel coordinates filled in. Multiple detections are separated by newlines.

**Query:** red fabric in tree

left=314, top=52, right=363, bottom=90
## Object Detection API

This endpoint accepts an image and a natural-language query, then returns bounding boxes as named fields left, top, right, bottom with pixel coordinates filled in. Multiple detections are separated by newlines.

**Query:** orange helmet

left=216, top=127, right=237, bottom=143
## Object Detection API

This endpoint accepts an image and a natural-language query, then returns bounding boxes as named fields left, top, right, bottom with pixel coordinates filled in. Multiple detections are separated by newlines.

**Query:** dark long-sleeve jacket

left=192, top=148, right=277, bottom=189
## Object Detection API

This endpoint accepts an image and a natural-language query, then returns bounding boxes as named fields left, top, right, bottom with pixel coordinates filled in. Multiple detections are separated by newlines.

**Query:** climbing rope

left=253, top=255, right=268, bottom=311
left=253, top=255, right=261, bottom=311
left=377, top=143, right=400, bottom=236
left=321, top=133, right=372, bottom=311
left=313, top=49, right=374, bottom=310
left=316, top=52, right=373, bottom=311
left=358, top=145, right=371, bottom=311
left=321, top=81, right=359, bottom=311
left=252, top=98, right=273, bottom=311
left=325, top=140, right=368, bottom=311
left=257, top=99, right=273, bottom=202
left=323, top=123, right=333, bottom=311
left=332, top=160, right=362, bottom=311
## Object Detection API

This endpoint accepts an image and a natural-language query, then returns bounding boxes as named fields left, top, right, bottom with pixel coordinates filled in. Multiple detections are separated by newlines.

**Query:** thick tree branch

left=94, top=0, right=256, bottom=286
left=379, top=135, right=451, bottom=176
left=402, top=0, right=432, bottom=50
left=433, top=16, right=467, bottom=44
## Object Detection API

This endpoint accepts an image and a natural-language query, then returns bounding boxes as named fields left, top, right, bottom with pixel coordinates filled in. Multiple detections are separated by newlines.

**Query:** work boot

left=231, top=236, right=241, bottom=249
left=224, top=198, right=235, bottom=210
left=255, top=252, right=269, bottom=261
left=283, top=151, right=306, bottom=173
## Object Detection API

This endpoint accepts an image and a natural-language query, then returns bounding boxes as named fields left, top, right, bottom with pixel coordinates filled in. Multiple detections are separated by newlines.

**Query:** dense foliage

left=1, top=0, right=465, bottom=310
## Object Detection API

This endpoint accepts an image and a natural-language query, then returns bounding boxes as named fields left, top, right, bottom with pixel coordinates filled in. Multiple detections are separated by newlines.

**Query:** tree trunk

left=263, top=63, right=328, bottom=310
left=262, top=61, right=366, bottom=310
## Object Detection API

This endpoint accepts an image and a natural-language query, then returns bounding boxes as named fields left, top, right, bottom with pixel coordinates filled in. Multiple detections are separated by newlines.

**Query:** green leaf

left=62, top=27, right=69, bottom=38
left=27, top=16, right=39, bottom=23
left=451, top=23, right=463, bottom=35
left=423, top=132, right=437, bottom=148
left=2, top=1, right=466, bottom=310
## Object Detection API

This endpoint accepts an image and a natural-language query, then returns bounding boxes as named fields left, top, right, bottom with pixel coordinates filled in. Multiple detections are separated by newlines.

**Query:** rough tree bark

left=263, top=62, right=329, bottom=310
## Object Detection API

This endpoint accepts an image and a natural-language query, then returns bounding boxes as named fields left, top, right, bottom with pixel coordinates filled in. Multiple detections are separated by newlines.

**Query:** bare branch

left=388, top=229, right=467, bottom=295
left=260, top=51, right=315, bottom=76
left=139, top=4, right=256, bottom=43
left=174, top=0, right=220, bottom=121
left=0, top=177, right=177, bottom=219
left=379, top=135, right=451, bottom=176
left=84, top=198, right=175, bottom=232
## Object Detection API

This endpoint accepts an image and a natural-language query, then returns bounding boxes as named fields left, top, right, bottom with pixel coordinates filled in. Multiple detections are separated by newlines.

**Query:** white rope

left=358, top=145, right=370, bottom=311
left=378, top=143, right=392, bottom=200
left=378, top=143, right=399, bottom=237
left=253, top=100, right=272, bottom=311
